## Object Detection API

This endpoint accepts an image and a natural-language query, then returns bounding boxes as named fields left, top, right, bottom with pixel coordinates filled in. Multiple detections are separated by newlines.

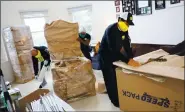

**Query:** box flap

left=113, top=49, right=184, bottom=80
left=134, top=49, right=184, bottom=67
left=122, top=69, right=166, bottom=83
left=44, top=20, right=83, bottom=60
left=18, top=89, right=49, bottom=112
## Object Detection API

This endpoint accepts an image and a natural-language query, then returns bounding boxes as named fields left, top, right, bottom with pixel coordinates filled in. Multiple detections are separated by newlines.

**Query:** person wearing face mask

left=77, top=27, right=92, bottom=61
left=98, top=12, right=140, bottom=107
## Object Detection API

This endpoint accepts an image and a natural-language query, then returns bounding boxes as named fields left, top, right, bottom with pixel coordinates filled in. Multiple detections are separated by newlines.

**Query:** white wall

left=1, top=1, right=184, bottom=82
left=130, top=1, right=184, bottom=45
left=1, top=1, right=116, bottom=42
left=1, top=1, right=184, bottom=44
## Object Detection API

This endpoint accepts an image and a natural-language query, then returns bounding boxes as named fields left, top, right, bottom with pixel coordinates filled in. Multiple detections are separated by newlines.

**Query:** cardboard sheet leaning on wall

left=2, top=26, right=34, bottom=83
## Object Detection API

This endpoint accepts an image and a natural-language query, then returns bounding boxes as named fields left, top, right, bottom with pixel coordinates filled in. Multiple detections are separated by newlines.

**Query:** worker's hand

left=76, top=37, right=81, bottom=42
left=128, top=59, right=141, bottom=67
left=94, top=42, right=100, bottom=54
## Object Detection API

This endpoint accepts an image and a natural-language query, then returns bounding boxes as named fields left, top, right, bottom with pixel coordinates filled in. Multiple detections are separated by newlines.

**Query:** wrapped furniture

left=3, top=26, right=34, bottom=83
left=45, top=20, right=96, bottom=102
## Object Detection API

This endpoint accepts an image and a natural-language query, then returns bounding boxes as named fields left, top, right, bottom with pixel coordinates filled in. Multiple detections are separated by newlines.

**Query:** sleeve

left=38, top=46, right=51, bottom=66
left=44, top=48, right=51, bottom=66
left=107, top=27, right=122, bottom=53
left=119, top=53, right=130, bottom=63
left=106, top=27, right=129, bottom=63
left=120, top=37, right=133, bottom=64
left=118, top=34, right=133, bottom=63
left=32, top=56, right=38, bottom=75
left=87, top=34, right=91, bottom=40
left=106, top=28, right=114, bottom=52
left=124, top=35, right=134, bottom=59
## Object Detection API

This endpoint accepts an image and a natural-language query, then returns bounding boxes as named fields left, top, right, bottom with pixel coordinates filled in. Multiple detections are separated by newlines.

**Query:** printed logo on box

left=122, top=90, right=183, bottom=111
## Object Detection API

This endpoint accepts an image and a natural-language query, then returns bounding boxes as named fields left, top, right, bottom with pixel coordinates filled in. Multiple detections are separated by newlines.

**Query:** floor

left=12, top=70, right=120, bottom=111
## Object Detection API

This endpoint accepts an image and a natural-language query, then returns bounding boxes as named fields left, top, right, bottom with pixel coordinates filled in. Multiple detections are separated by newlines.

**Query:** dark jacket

left=79, top=33, right=91, bottom=51
left=98, top=23, right=133, bottom=66
left=32, top=46, right=51, bottom=75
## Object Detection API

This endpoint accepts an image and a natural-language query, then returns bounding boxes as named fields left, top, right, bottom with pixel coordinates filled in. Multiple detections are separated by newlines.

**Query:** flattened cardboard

left=134, top=49, right=169, bottom=63
left=113, top=49, right=184, bottom=80
left=18, top=89, right=49, bottom=112
left=134, top=49, right=184, bottom=67
left=114, top=62, right=184, bottom=80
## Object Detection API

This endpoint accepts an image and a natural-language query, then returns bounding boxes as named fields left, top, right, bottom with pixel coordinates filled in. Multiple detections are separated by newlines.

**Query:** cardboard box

left=18, top=89, right=75, bottom=112
left=114, top=50, right=184, bottom=111
left=116, top=68, right=184, bottom=111
left=18, top=89, right=49, bottom=112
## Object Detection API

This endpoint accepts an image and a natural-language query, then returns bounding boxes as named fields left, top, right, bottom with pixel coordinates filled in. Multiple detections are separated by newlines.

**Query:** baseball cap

left=79, top=26, right=86, bottom=33
left=119, top=12, right=134, bottom=25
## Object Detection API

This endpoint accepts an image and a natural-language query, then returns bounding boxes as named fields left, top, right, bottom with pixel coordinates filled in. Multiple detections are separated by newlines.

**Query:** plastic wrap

left=3, top=26, right=34, bottom=83
left=52, top=58, right=96, bottom=102
left=45, top=20, right=96, bottom=102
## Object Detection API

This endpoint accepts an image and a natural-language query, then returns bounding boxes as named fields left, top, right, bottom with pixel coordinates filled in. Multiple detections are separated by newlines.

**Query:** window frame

left=20, top=10, right=48, bottom=47
left=68, top=4, right=93, bottom=36
left=23, top=17, right=46, bottom=32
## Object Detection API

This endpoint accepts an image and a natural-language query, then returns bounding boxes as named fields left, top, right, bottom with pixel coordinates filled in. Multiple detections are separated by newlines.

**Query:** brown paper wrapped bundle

left=45, top=20, right=96, bottom=102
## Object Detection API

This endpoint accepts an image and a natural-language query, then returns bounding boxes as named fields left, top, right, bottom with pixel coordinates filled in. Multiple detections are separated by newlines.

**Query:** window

left=68, top=5, right=92, bottom=36
left=20, top=10, right=48, bottom=47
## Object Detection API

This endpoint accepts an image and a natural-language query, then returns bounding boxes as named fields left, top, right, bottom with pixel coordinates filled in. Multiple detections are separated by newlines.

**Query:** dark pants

left=99, top=54, right=119, bottom=107
left=81, top=49, right=92, bottom=61
left=40, top=62, right=44, bottom=71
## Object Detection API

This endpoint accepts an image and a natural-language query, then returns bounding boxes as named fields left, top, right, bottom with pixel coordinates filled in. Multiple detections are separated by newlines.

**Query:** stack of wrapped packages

left=3, top=26, right=34, bottom=83
left=44, top=20, right=96, bottom=102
